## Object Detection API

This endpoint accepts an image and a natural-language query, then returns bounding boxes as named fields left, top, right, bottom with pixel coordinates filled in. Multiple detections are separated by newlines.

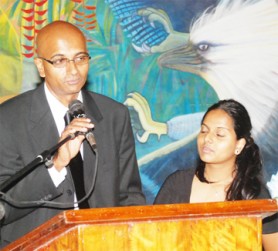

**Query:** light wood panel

left=3, top=199, right=277, bottom=251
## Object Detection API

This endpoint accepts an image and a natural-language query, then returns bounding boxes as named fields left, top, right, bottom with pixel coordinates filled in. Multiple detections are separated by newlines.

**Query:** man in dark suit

left=0, top=21, right=145, bottom=247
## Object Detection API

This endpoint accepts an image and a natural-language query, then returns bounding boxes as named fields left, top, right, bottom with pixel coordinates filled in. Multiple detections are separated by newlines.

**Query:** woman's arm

left=262, top=232, right=278, bottom=251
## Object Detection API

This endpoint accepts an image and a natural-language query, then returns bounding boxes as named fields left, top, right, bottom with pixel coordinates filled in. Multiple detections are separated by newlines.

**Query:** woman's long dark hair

left=195, top=99, right=262, bottom=200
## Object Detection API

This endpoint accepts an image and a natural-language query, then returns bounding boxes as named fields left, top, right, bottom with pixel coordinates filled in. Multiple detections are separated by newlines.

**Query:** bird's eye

left=197, top=44, right=209, bottom=51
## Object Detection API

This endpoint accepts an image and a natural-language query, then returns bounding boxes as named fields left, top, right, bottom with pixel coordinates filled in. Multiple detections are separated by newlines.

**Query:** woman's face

left=197, top=109, right=241, bottom=167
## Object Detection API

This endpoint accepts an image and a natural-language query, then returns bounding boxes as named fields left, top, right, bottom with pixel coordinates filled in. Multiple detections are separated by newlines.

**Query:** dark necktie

left=64, top=111, right=90, bottom=209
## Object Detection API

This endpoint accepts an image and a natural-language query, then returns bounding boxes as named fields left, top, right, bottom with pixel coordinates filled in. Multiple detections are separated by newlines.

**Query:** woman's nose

left=204, top=132, right=213, bottom=143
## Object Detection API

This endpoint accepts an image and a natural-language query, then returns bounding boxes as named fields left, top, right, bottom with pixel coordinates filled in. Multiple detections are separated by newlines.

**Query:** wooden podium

left=3, top=199, right=277, bottom=251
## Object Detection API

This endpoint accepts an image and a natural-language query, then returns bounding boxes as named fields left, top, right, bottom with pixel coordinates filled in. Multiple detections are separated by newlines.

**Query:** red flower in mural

left=20, top=0, right=97, bottom=59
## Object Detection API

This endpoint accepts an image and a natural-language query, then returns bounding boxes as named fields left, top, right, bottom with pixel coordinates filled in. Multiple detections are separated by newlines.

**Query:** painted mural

left=0, top=0, right=277, bottom=203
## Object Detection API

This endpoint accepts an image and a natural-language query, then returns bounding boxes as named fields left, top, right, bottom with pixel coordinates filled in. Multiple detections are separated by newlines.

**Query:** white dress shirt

left=44, top=83, right=83, bottom=187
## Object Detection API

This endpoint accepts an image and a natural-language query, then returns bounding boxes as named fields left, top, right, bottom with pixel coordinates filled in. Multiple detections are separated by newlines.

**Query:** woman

left=154, top=99, right=278, bottom=250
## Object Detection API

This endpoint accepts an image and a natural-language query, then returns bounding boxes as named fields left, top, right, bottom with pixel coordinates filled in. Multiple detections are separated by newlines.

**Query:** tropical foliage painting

left=0, top=0, right=277, bottom=203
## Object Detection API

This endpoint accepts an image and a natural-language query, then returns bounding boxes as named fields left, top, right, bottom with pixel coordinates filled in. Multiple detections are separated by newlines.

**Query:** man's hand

left=53, top=117, right=94, bottom=171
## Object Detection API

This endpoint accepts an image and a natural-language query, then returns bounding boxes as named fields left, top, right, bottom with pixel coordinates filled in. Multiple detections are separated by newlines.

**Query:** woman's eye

left=216, top=133, right=225, bottom=137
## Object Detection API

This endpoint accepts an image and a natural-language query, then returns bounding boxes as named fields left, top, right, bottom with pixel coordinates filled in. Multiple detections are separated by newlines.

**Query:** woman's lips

left=201, top=145, right=214, bottom=154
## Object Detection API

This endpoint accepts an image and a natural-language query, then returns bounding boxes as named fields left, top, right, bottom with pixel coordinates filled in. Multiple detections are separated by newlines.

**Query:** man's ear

left=235, top=138, right=246, bottom=155
left=34, top=58, right=45, bottom=77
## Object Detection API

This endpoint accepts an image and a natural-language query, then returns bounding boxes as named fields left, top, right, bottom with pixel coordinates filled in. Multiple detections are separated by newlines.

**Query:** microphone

left=68, top=100, right=97, bottom=151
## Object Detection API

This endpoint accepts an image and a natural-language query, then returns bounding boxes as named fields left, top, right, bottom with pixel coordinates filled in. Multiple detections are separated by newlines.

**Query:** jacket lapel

left=82, top=91, right=105, bottom=190
left=28, top=84, right=59, bottom=155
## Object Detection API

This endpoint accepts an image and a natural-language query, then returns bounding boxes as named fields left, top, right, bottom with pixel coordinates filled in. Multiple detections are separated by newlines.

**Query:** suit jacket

left=0, top=84, right=145, bottom=246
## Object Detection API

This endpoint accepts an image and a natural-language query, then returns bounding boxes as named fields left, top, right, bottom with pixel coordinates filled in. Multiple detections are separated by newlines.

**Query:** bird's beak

left=158, top=43, right=205, bottom=75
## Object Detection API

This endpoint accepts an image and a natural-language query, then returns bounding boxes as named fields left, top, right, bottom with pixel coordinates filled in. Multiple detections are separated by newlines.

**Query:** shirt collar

left=44, top=83, right=83, bottom=135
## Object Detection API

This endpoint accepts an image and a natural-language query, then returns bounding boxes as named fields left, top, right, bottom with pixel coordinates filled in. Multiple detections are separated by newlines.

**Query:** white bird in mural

left=124, top=0, right=278, bottom=186
left=157, top=0, right=278, bottom=176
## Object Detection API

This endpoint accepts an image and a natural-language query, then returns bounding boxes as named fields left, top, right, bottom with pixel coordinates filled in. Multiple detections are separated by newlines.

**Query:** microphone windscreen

left=68, top=100, right=85, bottom=118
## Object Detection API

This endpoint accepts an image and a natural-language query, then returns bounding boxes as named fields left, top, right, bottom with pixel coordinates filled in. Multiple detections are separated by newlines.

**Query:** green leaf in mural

left=0, top=3, right=22, bottom=97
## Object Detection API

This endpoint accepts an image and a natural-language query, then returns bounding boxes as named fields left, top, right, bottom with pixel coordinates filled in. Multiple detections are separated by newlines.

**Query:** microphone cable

left=0, top=148, right=98, bottom=209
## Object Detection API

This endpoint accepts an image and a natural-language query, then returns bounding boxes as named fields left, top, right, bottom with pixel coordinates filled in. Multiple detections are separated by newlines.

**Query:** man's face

left=35, top=28, right=89, bottom=105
